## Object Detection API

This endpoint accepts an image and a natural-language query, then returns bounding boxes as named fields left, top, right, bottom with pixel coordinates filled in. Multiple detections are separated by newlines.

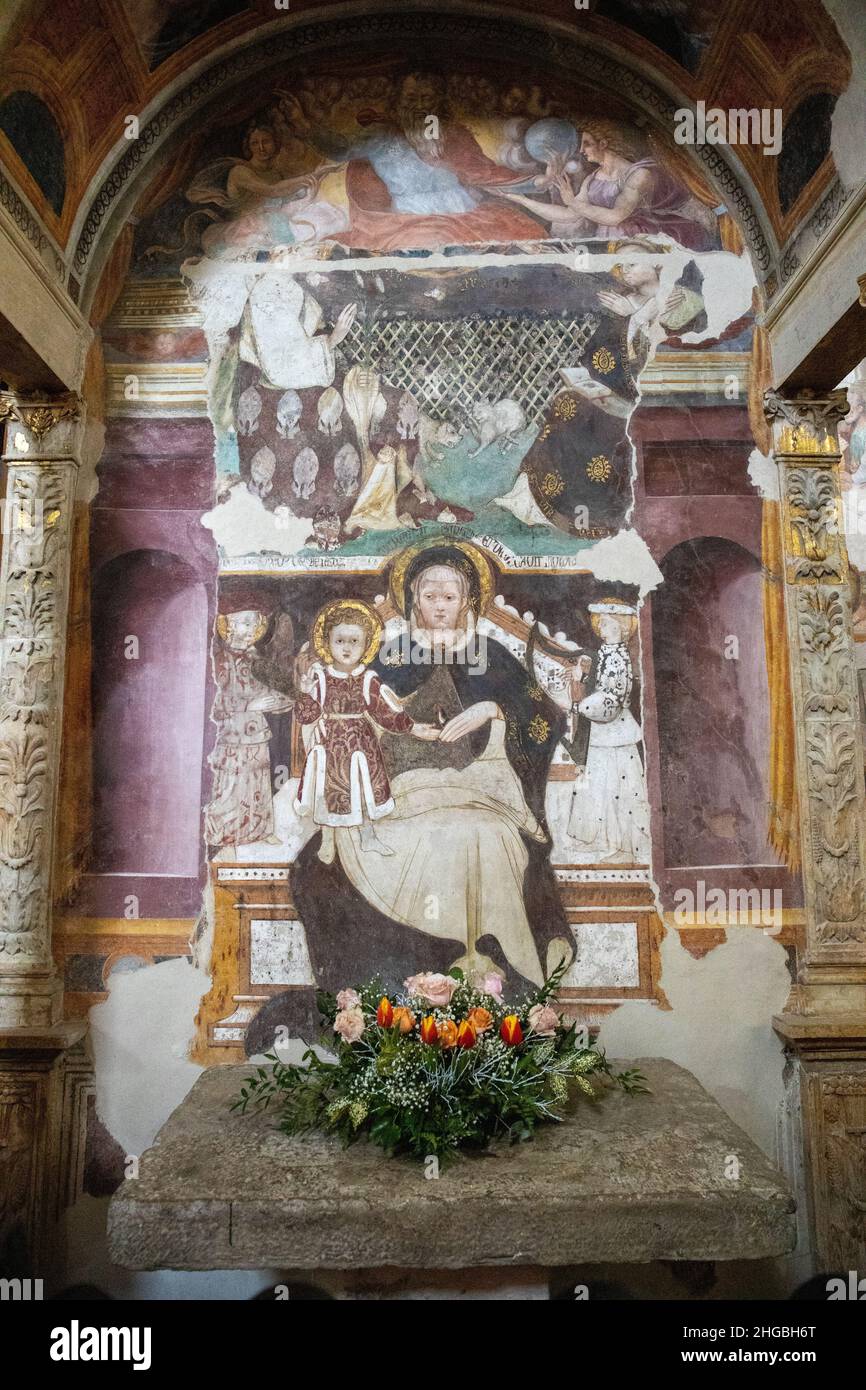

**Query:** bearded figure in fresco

left=288, top=540, right=573, bottom=995
left=276, top=74, right=547, bottom=251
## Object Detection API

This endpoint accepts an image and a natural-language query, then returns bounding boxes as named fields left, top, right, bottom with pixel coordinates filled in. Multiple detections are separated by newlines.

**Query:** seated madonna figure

left=290, top=540, right=573, bottom=994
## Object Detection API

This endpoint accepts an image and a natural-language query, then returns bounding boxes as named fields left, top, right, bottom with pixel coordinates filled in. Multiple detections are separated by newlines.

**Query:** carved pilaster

left=0, top=392, right=81, bottom=1027
left=766, top=388, right=866, bottom=1269
left=764, top=389, right=866, bottom=1000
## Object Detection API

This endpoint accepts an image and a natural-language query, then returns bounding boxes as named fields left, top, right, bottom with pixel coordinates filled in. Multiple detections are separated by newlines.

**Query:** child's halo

left=312, top=598, right=383, bottom=666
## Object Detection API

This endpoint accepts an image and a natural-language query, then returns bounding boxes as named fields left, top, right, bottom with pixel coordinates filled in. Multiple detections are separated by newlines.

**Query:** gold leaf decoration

left=540, top=470, right=565, bottom=497
left=592, top=347, right=616, bottom=374
left=586, top=454, right=611, bottom=483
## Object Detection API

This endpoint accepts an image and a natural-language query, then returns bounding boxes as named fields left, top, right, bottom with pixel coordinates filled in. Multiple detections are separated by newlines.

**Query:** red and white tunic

left=293, top=663, right=414, bottom=826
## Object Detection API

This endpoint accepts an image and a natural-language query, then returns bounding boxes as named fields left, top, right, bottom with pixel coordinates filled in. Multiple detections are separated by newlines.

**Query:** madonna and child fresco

left=118, top=65, right=757, bottom=1032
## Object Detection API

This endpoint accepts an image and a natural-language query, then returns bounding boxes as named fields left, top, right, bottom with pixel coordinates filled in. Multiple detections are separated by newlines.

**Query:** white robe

left=567, top=642, right=652, bottom=863
left=240, top=272, right=336, bottom=390
left=333, top=719, right=547, bottom=986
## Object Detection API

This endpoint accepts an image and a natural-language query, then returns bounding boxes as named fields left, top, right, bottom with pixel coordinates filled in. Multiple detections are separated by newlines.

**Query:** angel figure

left=185, top=120, right=349, bottom=261
left=205, top=608, right=294, bottom=852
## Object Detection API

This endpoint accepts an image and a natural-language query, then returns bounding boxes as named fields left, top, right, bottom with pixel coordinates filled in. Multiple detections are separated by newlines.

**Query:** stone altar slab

left=108, top=1059, right=796, bottom=1271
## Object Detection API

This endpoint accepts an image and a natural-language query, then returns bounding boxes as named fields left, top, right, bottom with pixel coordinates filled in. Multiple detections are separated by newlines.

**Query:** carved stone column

left=764, top=388, right=866, bottom=1272
left=0, top=392, right=81, bottom=1027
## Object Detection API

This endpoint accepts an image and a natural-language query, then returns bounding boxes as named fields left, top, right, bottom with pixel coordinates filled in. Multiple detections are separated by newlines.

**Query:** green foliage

left=231, top=963, right=646, bottom=1163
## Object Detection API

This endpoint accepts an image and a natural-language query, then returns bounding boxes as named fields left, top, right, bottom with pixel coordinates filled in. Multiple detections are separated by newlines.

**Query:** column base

left=0, top=968, right=64, bottom=1027
left=774, top=1011, right=866, bottom=1272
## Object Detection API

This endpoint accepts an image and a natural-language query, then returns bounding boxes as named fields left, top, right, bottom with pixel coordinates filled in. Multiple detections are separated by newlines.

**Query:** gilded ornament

left=312, top=598, right=383, bottom=665
left=540, top=471, right=565, bottom=498
left=586, top=455, right=611, bottom=483
left=592, top=347, right=616, bottom=374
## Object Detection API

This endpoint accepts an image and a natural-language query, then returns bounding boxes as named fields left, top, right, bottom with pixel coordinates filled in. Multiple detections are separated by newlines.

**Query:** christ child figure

left=293, top=599, right=439, bottom=859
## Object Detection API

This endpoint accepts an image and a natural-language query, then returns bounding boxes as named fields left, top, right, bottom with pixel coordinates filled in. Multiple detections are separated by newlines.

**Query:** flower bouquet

left=232, top=959, right=646, bottom=1162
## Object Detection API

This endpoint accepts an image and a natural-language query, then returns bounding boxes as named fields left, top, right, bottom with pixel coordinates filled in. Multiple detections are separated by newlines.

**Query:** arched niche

left=651, top=535, right=779, bottom=873
left=91, top=548, right=209, bottom=878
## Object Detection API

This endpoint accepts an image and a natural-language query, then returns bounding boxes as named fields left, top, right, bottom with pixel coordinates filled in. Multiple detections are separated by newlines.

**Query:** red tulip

left=456, top=1019, right=477, bottom=1049
left=420, top=1015, right=439, bottom=1044
left=438, top=1019, right=458, bottom=1048
left=376, top=996, right=394, bottom=1028
left=500, top=1014, right=523, bottom=1046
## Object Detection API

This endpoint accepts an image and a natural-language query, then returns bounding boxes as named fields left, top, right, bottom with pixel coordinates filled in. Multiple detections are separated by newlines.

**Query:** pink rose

left=527, top=1003, right=560, bottom=1037
left=473, top=970, right=505, bottom=1000
left=333, top=1007, right=365, bottom=1043
left=336, top=989, right=361, bottom=1011
left=403, top=972, right=458, bottom=1007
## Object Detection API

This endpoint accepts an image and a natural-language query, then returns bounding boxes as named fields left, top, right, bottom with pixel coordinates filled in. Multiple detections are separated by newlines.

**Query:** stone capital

left=763, top=388, right=850, bottom=454
left=0, top=390, right=83, bottom=463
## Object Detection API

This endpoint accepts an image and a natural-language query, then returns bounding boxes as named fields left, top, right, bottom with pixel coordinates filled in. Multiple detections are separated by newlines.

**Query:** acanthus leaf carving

left=798, top=589, right=851, bottom=715
left=764, top=389, right=850, bottom=443
left=0, top=724, right=48, bottom=870
left=0, top=396, right=80, bottom=444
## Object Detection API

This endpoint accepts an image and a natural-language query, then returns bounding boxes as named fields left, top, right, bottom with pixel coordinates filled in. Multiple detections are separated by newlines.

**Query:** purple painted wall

left=92, top=549, right=209, bottom=878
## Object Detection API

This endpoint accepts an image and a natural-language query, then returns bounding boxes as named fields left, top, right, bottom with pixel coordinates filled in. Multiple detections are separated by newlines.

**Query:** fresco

left=190, top=253, right=717, bottom=563
left=206, top=556, right=644, bottom=993
left=131, top=78, right=744, bottom=570
left=91, top=66, right=782, bottom=1052
left=0, top=90, right=66, bottom=215
left=123, top=0, right=249, bottom=69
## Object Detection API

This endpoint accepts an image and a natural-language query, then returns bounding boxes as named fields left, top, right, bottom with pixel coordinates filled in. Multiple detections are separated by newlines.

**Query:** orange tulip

left=456, top=1019, right=477, bottom=1049
left=467, top=1006, right=493, bottom=1034
left=392, top=1006, right=416, bottom=1034
left=438, top=1018, right=458, bottom=1048
left=500, top=1014, right=523, bottom=1046
left=376, top=997, right=394, bottom=1028
left=420, top=1015, right=439, bottom=1044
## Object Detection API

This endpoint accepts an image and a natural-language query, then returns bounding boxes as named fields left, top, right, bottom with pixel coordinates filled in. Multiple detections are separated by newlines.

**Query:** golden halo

left=312, top=598, right=383, bottom=665
left=216, top=611, right=268, bottom=644
left=388, top=536, right=495, bottom=616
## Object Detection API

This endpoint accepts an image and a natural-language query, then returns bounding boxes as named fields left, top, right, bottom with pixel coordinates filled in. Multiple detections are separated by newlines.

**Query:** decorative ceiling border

left=69, top=7, right=777, bottom=305
left=0, top=166, right=65, bottom=281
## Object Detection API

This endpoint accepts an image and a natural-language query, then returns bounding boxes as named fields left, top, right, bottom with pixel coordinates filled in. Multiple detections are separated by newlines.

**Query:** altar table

left=108, top=1057, right=796, bottom=1284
